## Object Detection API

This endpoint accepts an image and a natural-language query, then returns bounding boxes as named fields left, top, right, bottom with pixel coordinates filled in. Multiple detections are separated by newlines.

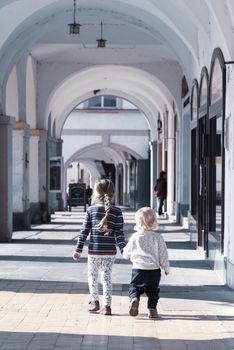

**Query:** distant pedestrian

left=86, top=185, right=93, bottom=206
left=123, top=207, right=169, bottom=318
left=154, top=171, right=167, bottom=216
left=72, top=179, right=125, bottom=315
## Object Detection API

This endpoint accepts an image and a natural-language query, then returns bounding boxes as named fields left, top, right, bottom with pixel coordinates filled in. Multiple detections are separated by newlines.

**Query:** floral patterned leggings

left=88, top=256, right=115, bottom=307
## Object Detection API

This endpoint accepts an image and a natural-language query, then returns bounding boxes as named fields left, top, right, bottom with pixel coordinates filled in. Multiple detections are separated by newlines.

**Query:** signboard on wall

left=49, top=157, right=63, bottom=192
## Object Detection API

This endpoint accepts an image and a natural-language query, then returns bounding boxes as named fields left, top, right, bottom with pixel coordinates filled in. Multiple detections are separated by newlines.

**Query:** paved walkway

left=0, top=210, right=233, bottom=350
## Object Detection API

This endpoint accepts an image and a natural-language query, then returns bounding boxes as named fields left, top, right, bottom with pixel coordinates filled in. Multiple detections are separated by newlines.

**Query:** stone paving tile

left=0, top=211, right=234, bottom=349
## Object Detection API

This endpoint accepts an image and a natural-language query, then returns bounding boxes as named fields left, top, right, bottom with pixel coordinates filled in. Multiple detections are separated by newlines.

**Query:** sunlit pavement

left=0, top=209, right=233, bottom=350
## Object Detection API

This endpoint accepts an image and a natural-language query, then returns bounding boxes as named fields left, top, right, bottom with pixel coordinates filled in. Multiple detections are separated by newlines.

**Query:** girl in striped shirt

left=73, top=179, right=125, bottom=315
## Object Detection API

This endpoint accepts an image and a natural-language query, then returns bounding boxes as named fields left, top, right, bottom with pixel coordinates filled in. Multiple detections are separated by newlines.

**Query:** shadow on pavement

left=0, top=279, right=234, bottom=304
left=0, top=332, right=232, bottom=350
left=0, top=255, right=131, bottom=264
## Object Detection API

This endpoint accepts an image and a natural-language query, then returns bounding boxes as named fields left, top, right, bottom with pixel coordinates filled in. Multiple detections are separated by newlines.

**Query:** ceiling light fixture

left=68, top=0, right=81, bottom=34
left=97, top=22, right=107, bottom=48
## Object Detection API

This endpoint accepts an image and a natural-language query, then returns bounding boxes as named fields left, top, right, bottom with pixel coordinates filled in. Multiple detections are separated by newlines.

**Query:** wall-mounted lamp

left=97, top=22, right=107, bottom=48
left=68, top=0, right=81, bottom=34
left=157, top=118, right=162, bottom=133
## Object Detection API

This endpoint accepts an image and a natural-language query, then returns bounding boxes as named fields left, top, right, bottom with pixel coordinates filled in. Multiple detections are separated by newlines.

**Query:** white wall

left=29, top=134, right=39, bottom=203
left=64, top=110, right=149, bottom=130
left=67, top=162, right=92, bottom=186
left=62, top=135, right=102, bottom=162
left=224, top=64, right=234, bottom=287
left=36, top=61, right=182, bottom=129
left=62, top=109, right=150, bottom=163
left=111, top=135, right=149, bottom=159
left=6, top=66, right=19, bottom=120
left=13, top=130, right=24, bottom=211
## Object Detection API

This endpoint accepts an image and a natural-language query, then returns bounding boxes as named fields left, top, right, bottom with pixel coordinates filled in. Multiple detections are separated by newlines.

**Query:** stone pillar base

left=0, top=115, right=15, bottom=242
left=57, top=193, right=64, bottom=211
left=227, top=259, right=234, bottom=289
left=13, top=211, right=30, bottom=230
left=29, top=202, right=50, bottom=224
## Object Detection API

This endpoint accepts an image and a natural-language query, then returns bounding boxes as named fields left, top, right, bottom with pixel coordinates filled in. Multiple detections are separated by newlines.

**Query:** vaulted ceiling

left=1, top=0, right=234, bottom=134
left=2, top=0, right=234, bottom=86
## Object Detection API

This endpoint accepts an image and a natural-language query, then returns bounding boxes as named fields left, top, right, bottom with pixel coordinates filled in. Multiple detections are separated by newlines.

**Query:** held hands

left=72, top=251, right=81, bottom=261
left=165, top=271, right=169, bottom=275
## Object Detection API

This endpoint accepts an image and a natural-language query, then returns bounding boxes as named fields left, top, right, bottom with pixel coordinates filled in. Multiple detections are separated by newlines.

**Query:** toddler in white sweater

left=123, top=207, right=169, bottom=318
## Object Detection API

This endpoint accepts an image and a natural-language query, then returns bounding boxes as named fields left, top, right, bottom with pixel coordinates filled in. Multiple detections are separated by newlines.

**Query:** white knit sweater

left=123, top=230, right=170, bottom=273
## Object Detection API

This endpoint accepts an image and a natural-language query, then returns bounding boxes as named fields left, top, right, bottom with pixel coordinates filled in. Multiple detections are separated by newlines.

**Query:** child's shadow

left=113, top=313, right=161, bottom=320
left=136, top=314, right=161, bottom=320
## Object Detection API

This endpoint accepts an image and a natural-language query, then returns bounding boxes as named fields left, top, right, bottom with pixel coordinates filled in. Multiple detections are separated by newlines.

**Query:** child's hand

left=72, top=251, right=81, bottom=261
left=165, top=271, right=169, bottom=275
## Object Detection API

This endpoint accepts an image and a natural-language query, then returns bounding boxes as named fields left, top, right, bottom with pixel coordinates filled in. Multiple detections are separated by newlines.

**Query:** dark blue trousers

left=129, top=268, right=161, bottom=309
left=157, top=197, right=164, bottom=215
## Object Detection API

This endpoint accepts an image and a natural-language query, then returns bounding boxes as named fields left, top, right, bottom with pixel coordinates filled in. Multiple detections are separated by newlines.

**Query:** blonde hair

left=135, top=207, right=157, bottom=232
left=93, top=179, right=115, bottom=230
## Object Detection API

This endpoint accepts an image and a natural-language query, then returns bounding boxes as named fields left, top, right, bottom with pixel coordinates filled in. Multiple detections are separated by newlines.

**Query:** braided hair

left=93, top=179, right=115, bottom=233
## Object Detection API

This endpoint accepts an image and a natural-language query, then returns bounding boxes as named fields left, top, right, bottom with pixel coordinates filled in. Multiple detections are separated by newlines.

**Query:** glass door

left=207, top=115, right=223, bottom=253
left=198, top=116, right=208, bottom=250
left=191, top=128, right=197, bottom=216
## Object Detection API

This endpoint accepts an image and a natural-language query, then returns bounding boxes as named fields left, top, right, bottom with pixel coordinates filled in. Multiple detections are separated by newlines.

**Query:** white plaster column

left=177, top=110, right=190, bottom=219
left=224, top=65, right=234, bottom=288
left=29, top=129, right=40, bottom=223
left=57, top=138, right=63, bottom=157
left=12, top=121, right=30, bottom=229
left=150, top=141, right=157, bottom=208
left=123, top=161, right=128, bottom=206
left=125, top=160, right=131, bottom=206
left=47, top=136, right=58, bottom=214
left=29, top=130, right=39, bottom=203
left=63, top=165, right=68, bottom=210
left=167, top=112, right=175, bottom=215
left=38, top=129, right=48, bottom=203
left=115, top=163, right=119, bottom=206
left=16, top=55, right=27, bottom=122
left=0, top=115, right=15, bottom=242
left=56, top=138, right=64, bottom=211
left=38, top=129, right=48, bottom=221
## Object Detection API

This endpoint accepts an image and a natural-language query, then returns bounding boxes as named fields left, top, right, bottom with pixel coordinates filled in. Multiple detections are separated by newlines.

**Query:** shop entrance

left=197, top=115, right=208, bottom=251
left=207, top=114, right=223, bottom=255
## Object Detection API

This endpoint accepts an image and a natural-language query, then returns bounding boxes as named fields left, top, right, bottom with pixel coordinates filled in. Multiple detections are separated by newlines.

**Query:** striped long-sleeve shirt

left=75, top=203, right=125, bottom=255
